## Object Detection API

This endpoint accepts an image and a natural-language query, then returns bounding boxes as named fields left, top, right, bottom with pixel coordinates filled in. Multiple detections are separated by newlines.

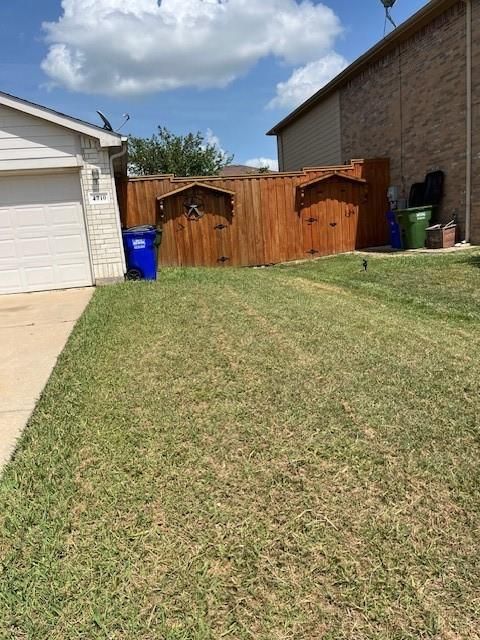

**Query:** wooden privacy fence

left=117, top=158, right=390, bottom=267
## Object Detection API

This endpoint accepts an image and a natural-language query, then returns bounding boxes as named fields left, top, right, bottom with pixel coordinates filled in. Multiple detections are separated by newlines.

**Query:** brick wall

left=79, top=136, right=125, bottom=283
left=471, top=0, right=480, bottom=242
left=341, top=2, right=467, bottom=236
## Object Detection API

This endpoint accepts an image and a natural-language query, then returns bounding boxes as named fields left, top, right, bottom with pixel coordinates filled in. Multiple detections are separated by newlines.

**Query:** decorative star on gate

left=184, top=197, right=205, bottom=221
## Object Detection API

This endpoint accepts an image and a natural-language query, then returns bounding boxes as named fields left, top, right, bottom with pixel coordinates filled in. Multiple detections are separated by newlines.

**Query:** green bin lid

left=396, top=206, right=433, bottom=214
left=396, top=206, right=433, bottom=221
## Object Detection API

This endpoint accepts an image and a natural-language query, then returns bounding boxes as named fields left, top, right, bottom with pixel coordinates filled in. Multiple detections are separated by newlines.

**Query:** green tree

left=128, top=127, right=233, bottom=177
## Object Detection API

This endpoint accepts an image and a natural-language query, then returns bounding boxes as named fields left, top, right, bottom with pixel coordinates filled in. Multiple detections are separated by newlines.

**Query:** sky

left=0, top=0, right=427, bottom=169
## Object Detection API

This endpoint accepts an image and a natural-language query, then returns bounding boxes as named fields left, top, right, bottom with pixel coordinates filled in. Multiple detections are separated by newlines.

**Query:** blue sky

left=0, top=0, right=426, bottom=168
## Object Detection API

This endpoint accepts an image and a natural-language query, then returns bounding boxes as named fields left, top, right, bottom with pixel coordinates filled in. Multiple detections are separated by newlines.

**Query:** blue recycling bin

left=122, top=225, right=157, bottom=280
left=386, top=210, right=403, bottom=250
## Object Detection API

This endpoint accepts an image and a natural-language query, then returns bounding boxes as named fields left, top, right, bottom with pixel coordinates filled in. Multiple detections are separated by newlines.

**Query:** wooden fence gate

left=297, top=173, right=366, bottom=258
left=117, top=158, right=389, bottom=267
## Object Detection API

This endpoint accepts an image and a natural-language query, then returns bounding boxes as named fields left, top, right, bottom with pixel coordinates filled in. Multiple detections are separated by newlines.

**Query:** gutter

left=465, top=0, right=472, bottom=242
left=110, top=141, right=128, bottom=273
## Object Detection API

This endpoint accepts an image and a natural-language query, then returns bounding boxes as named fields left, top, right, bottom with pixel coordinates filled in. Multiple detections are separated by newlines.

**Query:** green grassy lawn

left=1, top=251, right=480, bottom=639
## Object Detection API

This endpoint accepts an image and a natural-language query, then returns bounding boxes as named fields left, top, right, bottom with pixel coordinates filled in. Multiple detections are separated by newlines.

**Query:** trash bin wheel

left=126, top=268, right=143, bottom=281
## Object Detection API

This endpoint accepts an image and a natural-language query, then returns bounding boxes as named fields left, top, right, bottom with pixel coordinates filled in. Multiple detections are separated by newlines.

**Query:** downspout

left=465, top=0, right=472, bottom=243
left=110, top=141, right=128, bottom=273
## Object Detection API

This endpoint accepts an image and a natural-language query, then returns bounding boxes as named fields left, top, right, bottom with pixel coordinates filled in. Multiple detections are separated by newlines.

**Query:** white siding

left=0, top=104, right=80, bottom=171
left=279, top=92, right=342, bottom=171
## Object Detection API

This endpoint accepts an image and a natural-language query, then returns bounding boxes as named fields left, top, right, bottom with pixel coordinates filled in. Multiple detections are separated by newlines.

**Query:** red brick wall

left=471, top=0, right=480, bottom=242
left=340, top=3, right=468, bottom=237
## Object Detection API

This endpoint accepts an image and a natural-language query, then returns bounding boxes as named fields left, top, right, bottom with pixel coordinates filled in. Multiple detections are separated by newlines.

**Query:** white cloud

left=245, top=157, right=279, bottom=172
left=268, top=52, right=348, bottom=110
left=204, top=128, right=222, bottom=150
left=203, top=128, right=232, bottom=161
left=41, top=0, right=343, bottom=97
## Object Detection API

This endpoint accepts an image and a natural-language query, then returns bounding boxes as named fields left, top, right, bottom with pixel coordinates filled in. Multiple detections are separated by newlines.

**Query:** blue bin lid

left=123, top=225, right=156, bottom=234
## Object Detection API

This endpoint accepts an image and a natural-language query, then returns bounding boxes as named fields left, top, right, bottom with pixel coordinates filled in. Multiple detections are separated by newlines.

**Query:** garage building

left=0, top=92, right=126, bottom=294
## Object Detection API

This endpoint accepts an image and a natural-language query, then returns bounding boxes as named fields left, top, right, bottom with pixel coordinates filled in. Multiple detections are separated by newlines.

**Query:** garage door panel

left=24, top=262, right=88, bottom=288
left=0, top=173, right=93, bottom=294
left=20, top=237, right=51, bottom=258
left=0, top=268, right=22, bottom=291
left=15, top=206, right=48, bottom=229
left=52, top=234, right=87, bottom=255
left=49, top=203, right=83, bottom=226
left=0, top=214, right=13, bottom=230
left=0, top=239, right=16, bottom=259
left=24, top=265, right=55, bottom=287
left=57, top=263, right=92, bottom=283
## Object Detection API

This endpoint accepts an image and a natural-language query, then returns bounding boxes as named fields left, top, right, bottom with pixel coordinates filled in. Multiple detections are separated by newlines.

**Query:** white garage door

left=0, top=172, right=93, bottom=294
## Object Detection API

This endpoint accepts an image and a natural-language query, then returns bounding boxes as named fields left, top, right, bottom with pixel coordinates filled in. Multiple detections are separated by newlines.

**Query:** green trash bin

left=395, top=206, right=433, bottom=249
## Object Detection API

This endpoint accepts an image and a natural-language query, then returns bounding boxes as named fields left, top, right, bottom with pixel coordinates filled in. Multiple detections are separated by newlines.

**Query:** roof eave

left=267, top=0, right=458, bottom=136
left=0, top=91, right=123, bottom=148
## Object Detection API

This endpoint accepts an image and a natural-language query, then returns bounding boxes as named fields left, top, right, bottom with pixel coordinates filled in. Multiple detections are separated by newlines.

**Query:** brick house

left=268, top=0, right=479, bottom=243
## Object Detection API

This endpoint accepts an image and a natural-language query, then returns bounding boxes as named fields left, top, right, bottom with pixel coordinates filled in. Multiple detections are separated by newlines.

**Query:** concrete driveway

left=0, top=288, right=93, bottom=471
